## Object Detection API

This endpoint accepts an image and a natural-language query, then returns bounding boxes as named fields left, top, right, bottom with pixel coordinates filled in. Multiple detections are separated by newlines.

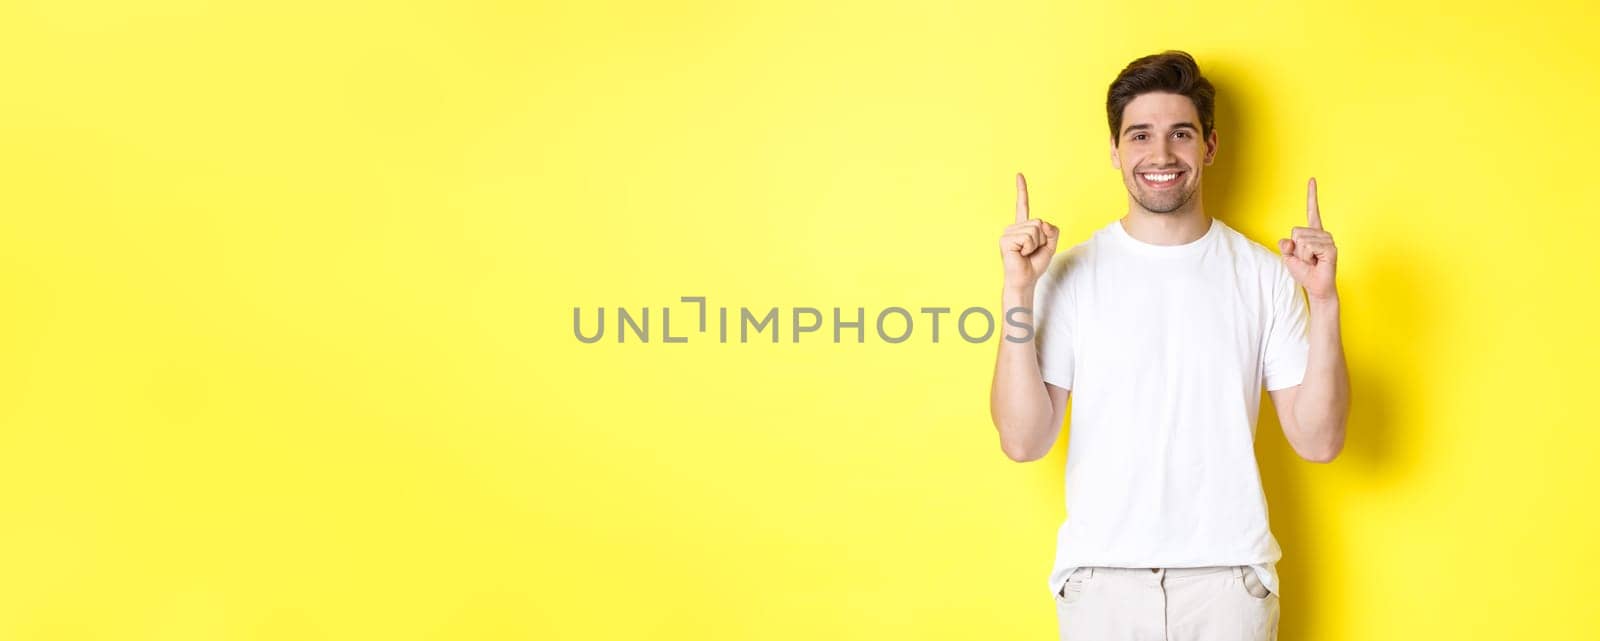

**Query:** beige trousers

left=1054, top=565, right=1279, bottom=641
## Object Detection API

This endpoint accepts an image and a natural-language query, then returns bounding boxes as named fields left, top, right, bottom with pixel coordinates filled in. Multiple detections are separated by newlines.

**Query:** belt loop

left=1086, top=567, right=1095, bottom=579
left=1232, top=566, right=1245, bottom=580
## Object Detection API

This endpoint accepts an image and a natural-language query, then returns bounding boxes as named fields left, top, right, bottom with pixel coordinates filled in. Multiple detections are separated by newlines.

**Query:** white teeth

left=1142, top=172, right=1178, bottom=182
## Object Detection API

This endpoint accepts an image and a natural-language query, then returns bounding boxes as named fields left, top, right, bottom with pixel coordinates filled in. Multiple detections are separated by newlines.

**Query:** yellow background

left=2, top=0, right=1597, bottom=639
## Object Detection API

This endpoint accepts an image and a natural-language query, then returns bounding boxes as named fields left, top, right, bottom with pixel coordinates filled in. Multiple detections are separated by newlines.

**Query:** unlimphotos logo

left=574, top=296, right=1036, bottom=344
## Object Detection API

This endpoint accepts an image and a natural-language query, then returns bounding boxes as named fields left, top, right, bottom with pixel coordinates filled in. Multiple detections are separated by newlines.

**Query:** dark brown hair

left=1106, top=50, right=1215, bottom=145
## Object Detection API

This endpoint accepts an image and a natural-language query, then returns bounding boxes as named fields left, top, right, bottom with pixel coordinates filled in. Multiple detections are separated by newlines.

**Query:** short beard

left=1127, top=177, right=1197, bottom=214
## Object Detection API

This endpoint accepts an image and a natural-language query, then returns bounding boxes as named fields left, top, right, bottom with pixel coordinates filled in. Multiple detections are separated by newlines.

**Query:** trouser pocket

left=1239, top=567, right=1274, bottom=599
left=1055, top=567, right=1092, bottom=605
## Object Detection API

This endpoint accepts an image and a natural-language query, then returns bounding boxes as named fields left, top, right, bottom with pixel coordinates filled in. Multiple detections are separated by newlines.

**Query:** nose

left=1152, top=138, right=1177, bottom=165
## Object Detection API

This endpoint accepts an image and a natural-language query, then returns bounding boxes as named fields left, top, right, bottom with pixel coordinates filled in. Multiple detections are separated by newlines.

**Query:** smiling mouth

left=1138, top=170, right=1185, bottom=189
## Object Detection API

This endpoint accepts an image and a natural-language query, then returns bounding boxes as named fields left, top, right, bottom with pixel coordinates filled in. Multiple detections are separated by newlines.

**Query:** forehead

left=1120, top=92, right=1200, bottom=131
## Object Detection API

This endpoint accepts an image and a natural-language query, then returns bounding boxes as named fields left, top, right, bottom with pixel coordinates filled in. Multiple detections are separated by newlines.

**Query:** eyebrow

left=1122, top=122, right=1200, bottom=136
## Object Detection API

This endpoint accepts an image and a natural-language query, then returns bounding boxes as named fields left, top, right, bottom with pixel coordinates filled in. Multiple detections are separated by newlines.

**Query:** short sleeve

left=1262, top=259, right=1310, bottom=391
left=1033, top=249, right=1079, bottom=390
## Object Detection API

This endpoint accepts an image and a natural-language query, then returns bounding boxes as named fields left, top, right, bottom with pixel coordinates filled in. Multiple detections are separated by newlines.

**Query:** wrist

left=1308, top=291, right=1340, bottom=314
left=1003, top=281, right=1037, bottom=299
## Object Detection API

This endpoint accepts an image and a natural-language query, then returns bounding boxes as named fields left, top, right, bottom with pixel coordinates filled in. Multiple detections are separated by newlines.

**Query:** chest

left=1073, top=258, right=1268, bottom=372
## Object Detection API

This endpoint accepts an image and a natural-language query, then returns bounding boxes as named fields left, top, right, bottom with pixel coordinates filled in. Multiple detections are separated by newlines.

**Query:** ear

left=1203, top=129, right=1219, bottom=166
left=1110, top=136, right=1122, bottom=170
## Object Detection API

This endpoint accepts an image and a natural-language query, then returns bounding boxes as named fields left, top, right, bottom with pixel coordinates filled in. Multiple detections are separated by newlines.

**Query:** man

left=988, top=50, right=1350, bottom=641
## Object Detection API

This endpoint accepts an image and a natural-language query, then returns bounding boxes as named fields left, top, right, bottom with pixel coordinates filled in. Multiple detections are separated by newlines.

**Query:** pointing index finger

left=1016, top=173, right=1029, bottom=224
left=1306, top=177, right=1322, bottom=230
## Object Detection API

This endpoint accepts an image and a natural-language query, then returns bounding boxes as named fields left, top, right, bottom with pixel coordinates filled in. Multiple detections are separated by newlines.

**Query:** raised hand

left=1278, top=177, right=1338, bottom=302
left=1000, top=172, right=1060, bottom=291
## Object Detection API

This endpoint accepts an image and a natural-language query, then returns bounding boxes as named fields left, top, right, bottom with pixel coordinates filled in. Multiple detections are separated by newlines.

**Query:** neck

left=1120, top=200, right=1211, bottom=246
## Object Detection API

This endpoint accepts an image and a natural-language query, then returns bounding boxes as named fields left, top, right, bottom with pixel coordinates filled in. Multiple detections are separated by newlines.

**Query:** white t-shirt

left=1032, top=216, right=1309, bottom=600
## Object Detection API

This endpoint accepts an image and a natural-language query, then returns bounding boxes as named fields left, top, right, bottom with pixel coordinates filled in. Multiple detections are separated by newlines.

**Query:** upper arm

left=1262, top=256, right=1310, bottom=392
left=1268, top=384, right=1299, bottom=438
left=1035, top=246, right=1082, bottom=391
left=1270, top=383, right=1334, bottom=463
left=1046, top=381, right=1071, bottom=440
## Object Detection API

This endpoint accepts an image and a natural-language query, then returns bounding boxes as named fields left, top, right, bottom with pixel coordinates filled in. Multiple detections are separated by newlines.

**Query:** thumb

left=1279, top=239, right=1310, bottom=279
left=1040, top=227, right=1060, bottom=258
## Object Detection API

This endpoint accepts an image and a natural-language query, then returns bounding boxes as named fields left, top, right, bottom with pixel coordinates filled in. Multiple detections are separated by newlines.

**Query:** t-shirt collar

left=1108, top=216, right=1221, bottom=257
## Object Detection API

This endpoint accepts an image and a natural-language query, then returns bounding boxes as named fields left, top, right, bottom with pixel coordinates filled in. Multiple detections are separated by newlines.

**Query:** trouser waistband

left=1077, top=565, right=1246, bottom=582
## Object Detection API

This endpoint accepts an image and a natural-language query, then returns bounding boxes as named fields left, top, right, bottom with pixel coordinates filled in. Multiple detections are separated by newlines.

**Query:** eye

left=1173, top=131, right=1189, bottom=139
left=1132, top=133, right=1147, bottom=141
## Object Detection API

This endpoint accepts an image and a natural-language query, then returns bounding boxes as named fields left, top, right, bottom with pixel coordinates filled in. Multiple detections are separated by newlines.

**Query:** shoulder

left=1038, top=224, right=1107, bottom=292
left=1215, top=220, right=1294, bottom=284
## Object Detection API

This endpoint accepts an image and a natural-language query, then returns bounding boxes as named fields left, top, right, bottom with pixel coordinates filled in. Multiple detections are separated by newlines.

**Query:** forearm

left=989, top=285, right=1056, bottom=461
left=1291, top=295, right=1350, bottom=461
